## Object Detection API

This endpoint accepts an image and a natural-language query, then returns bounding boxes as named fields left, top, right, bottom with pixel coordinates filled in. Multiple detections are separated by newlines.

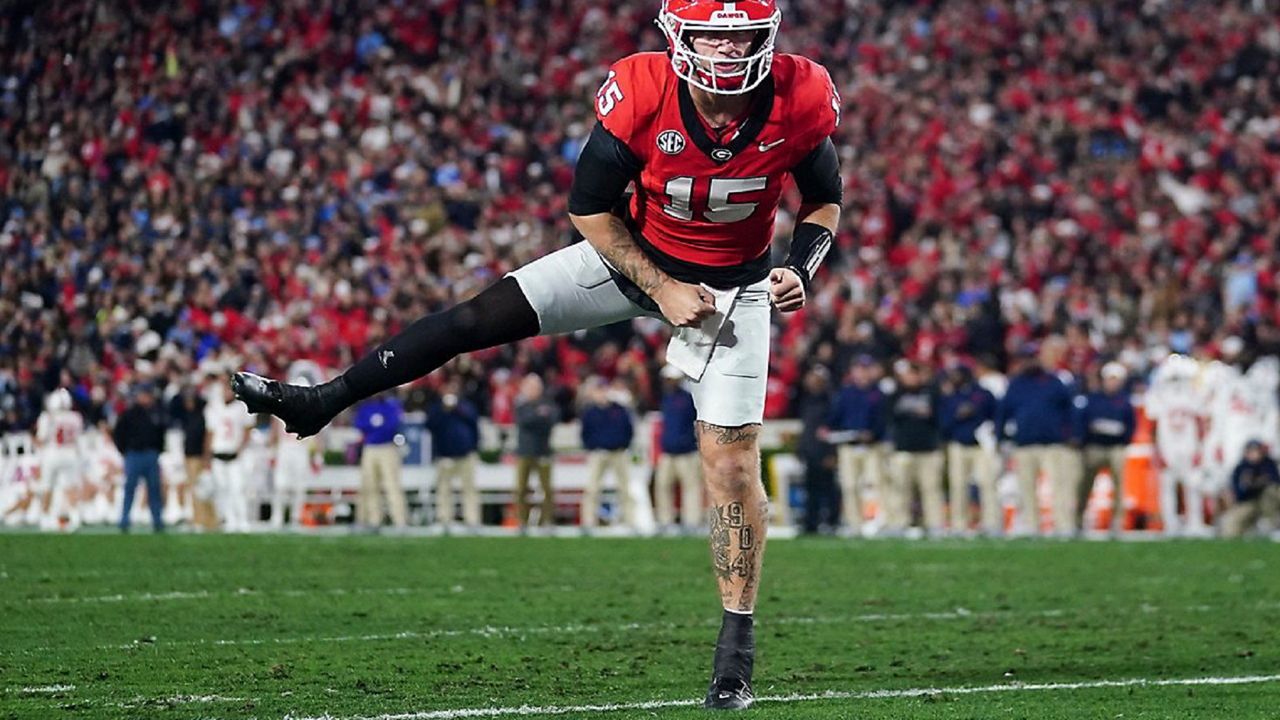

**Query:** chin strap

left=783, top=222, right=834, bottom=291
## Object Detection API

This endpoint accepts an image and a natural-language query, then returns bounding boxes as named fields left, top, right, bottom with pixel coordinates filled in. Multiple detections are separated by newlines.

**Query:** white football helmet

left=657, top=0, right=781, bottom=95
left=45, top=388, right=72, bottom=412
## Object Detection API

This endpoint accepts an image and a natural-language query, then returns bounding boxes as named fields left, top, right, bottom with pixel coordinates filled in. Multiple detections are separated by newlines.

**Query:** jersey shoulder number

left=595, top=53, right=668, bottom=146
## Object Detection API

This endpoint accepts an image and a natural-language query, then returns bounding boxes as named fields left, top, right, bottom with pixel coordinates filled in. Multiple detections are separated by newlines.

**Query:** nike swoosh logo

left=758, top=138, right=786, bottom=152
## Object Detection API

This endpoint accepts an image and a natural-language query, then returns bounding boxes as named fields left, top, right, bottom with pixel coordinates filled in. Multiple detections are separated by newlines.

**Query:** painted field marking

left=26, top=587, right=415, bottom=605
left=284, top=674, right=1280, bottom=720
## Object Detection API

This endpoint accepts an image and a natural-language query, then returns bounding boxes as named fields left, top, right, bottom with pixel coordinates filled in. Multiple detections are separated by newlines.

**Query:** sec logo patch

left=656, top=130, right=686, bottom=155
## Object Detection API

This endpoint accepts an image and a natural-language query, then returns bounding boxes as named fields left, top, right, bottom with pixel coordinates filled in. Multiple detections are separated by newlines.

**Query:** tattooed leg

left=697, top=421, right=768, bottom=612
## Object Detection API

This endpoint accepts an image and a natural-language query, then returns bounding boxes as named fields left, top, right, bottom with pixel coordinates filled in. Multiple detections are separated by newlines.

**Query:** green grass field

left=0, top=534, right=1276, bottom=719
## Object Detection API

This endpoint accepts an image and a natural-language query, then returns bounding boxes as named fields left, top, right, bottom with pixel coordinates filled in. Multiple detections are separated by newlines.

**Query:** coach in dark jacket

left=886, top=361, right=943, bottom=533
left=1075, top=363, right=1136, bottom=534
left=940, top=366, right=999, bottom=533
left=172, top=384, right=212, bottom=529
left=427, top=386, right=482, bottom=528
left=579, top=380, right=635, bottom=528
left=827, top=356, right=888, bottom=534
left=655, top=366, right=700, bottom=529
left=112, top=382, right=167, bottom=533
left=797, top=367, right=838, bottom=534
left=514, top=374, right=559, bottom=527
left=996, top=345, right=1076, bottom=535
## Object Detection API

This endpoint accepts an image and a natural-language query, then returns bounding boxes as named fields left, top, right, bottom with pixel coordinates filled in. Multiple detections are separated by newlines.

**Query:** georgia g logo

left=656, top=130, right=686, bottom=155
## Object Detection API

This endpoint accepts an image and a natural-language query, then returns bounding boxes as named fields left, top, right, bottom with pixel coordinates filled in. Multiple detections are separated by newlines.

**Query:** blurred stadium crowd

left=1, top=1, right=1280, bottom=535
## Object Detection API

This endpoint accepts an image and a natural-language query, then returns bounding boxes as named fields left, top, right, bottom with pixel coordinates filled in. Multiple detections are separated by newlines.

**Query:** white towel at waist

left=665, top=284, right=742, bottom=383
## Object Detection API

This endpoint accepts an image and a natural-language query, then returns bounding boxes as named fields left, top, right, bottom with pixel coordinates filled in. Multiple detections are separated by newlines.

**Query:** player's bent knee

left=703, top=456, right=757, bottom=492
left=697, top=422, right=763, bottom=498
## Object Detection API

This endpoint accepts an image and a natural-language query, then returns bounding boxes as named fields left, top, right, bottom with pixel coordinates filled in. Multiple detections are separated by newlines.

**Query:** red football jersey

left=595, top=52, right=839, bottom=268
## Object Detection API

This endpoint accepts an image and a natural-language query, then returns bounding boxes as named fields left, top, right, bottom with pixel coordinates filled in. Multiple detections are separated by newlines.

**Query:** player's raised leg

left=698, top=420, right=767, bottom=710
left=232, top=277, right=540, bottom=437
left=234, top=240, right=647, bottom=438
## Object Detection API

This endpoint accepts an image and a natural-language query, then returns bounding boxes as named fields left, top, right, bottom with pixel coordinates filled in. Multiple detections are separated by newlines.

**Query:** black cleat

left=230, top=372, right=346, bottom=438
left=704, top=676, right=754, bottom=710
left=704, top=610, right=756, bottom=710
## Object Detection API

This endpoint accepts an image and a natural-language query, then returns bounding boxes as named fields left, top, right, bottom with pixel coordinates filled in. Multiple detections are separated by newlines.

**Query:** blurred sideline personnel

left=1076, top=363, right=1136, bottom=534
left=173, top=384, right=212, bottom=529
left=426, top=379, right=482, bottom=530
left=34, top=389, right=84, bottom=531
left=795, top=367, right=838, bottom=534
left=886, top=361, right=943, bottom=535
left=233, top=0, right=840, bottom=707
left=998, top=343, right=1076, bottom=536
left=827, top=355, right=887, bottom=536
left=580, top=378, right=636, bottom=529
left=655, top=363, right=701, bottom=530
left=113, top=382, right=166, bottom=533
left=353, top=393, right=408, bottom=529
left=1219, top=440, right=1280, bottom=538
left=1144, top=355, right=1209, bottom=535
left=205, top=382, right=255, bottom=532
left=514, top=374, right=559, bottom=527
left=938, top=364, right=999, bottom=534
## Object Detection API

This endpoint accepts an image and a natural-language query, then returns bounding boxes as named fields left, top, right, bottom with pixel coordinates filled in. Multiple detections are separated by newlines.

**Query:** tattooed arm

left=570, top=212, right=715, bottom=328
left=567, top=123, right=714, bottom=328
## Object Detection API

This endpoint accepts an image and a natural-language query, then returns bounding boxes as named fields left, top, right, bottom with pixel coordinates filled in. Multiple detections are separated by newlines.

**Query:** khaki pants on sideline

left=1013, top=444, right=1076, bottom=534
left=360, top=444, right=407, bottom=527
left=655, top=452, right=702, bottom=528
left=515, top=456, right=554, bottom=526
left=186, top=457, right=218, bottom=530
left=435, top=454, right=480, bottom=527
left=582, top=449, right=632, bottom=527
left=1220, top=486, right=1280, bottom=538
left=1082, top=445, right=1128, bottom=531
left=888, top=450, right=945, bottom=531
left=837, top=444, right=883, bottom=531
left=947, top=443, right=999, bottom=532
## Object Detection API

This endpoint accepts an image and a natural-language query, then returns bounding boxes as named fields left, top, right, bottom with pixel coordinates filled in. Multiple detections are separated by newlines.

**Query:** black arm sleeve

left=790, top=136, right=842, bottom=206
left=568, top=123, right=643, bottom=216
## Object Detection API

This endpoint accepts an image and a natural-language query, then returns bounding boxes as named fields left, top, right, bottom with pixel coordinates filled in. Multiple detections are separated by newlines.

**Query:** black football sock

left=329, top=277, right=539, bottom=409
left=712, top=609, right=755, bottom=680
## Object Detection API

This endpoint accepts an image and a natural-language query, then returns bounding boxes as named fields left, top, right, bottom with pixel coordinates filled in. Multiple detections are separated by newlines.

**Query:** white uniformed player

left=1145, top=355, right=1208, bottom=535
left=204, top=381, right=255, bottom=532
left=1204, top=348, right=1279, bottom=501
left=270, top=377, right=321, bottom=529
left=34, top=389, right=85, bottom=531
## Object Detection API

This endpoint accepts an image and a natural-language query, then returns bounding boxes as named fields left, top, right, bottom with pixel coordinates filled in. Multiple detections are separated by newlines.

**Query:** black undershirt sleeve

left=790, top=136, right=842, bottom=206
left=568, top=123, right=643, bottom=216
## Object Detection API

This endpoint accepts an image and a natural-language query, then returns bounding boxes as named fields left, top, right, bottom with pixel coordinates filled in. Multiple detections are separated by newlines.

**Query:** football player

left=1144, top=355, right=1209, bottom=535
left=233, top=0, right=841, bottom=707
left=34, top=389, right=85, bottom=531
left=205, top=381, right=256, bottom=532
left=1204, top=344, right=1279, bottom=505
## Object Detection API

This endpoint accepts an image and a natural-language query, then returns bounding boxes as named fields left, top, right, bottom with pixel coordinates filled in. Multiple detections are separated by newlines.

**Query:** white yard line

left=16, top=684, right=75, bottom=694
left=29, top=587, right=415, bottom=604
left=284, top=674, right=1280, bottom=720
left=105, top=608, right=1040, bottom=651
